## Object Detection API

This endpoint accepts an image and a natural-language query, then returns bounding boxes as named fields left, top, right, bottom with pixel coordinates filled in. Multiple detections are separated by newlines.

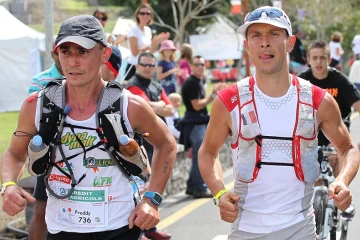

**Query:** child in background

left=178, top=43, right=193, bottom=86
left=329, top=31, right=344, bottom=71
left=165, top=93, right=182, bottom=140
left=157, top=40, right=179, bottom=95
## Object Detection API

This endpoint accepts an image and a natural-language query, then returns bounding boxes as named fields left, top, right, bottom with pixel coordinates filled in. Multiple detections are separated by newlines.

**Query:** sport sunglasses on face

left=138, top=12, right=151, bottom=16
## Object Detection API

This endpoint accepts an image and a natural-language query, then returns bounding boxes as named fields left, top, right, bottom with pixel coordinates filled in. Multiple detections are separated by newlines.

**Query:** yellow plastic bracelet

left=214, top=189, right=228, bottom=200
left=2, top=181, right=17, bottom=187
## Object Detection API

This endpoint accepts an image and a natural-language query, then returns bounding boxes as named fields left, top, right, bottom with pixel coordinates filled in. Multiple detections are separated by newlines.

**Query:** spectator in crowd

left=352, top=34, right=360, bottom=61
left=101, top=46, right=122, bottom=81
left=179, top=55, right=226, bottom=199
left=298, top=39, right=360, bottom=218
left=329, top=31, right=344, bottom=71
left=289, top=27, right=307, bottom=74
left=28, top=50, right=63, bottom=94
left=125, top=3, right=169, bottom=81
left=165, top=93, right=182, bottom=140
left=349, top=59, right=360, bottom=91
left=157, top=40, right=180, bottom=95
left=93, top=9, right=126, bottom=46
left=126, top=52, right=173, bottom=240
left=178, top=43, right=193, bottom=86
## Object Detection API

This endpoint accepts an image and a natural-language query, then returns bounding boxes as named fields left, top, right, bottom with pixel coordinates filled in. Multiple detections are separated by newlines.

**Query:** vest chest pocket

left=239, top=101, right=261, bottom=139
left=296, top=103, right=316, bottom=138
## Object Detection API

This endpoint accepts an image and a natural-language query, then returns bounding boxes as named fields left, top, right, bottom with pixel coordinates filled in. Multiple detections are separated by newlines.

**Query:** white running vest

left=217, top=75, right=326, bottom=233
left=35, top=96, right=135, bottom=234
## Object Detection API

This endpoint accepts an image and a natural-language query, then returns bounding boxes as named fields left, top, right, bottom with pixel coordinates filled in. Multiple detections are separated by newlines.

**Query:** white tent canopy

left=189, top=15, right=244, bottom=60
left=0, top=5, right=45, bottom=112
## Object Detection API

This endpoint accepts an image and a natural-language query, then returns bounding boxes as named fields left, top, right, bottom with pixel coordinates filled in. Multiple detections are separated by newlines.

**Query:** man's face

left=191, top=57, right=206, bottom=79
left=307, top=48, right=331, bottom=77
left=244, top=23, right=295, bottom=75
left=58, top=42, right=111, bottom=86
left=136, top=56, right=156, bottom=79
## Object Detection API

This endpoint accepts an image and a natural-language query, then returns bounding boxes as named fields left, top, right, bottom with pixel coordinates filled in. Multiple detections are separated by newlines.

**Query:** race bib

left=55, top=185, right=109, bottom=227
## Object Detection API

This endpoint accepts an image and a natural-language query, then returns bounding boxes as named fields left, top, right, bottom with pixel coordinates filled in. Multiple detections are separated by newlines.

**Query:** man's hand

left=2, top=185, right=36, bottom=216
left=128, top=199, right=160, bottom=230
left=218, top=192, right=240, bottom=223
left=328, top=180, right=352, bottom=211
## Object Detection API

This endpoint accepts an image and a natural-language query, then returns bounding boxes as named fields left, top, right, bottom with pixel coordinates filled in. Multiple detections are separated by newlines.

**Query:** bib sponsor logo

left=49, top=174, right=71, bottom=184
left=93, top=176, right=112, bottom=187
left=56, top=162, right=75, bottom=172
left=61, top=132, right=97, bottom=150
left=67, top=189, right=106, bottom=202
left=83, top=158, right=115, bottom=168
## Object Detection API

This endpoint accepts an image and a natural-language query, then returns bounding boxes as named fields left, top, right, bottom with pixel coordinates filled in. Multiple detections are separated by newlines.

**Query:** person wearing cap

left=101, top=46, right=122, bottom=81
left=157, top=40, right=180, bottom=95
left=0, top=14, right=177, bottom=240
left=198, top=6, right=360, bottom=239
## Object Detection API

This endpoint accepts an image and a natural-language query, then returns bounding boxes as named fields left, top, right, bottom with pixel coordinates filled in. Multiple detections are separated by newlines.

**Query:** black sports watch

left=143, top=191, right=163, bottom=206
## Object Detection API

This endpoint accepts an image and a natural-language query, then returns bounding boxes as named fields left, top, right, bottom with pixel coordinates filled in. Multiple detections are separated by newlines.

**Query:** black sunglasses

left=96, top=16, right=107, bottom=21
left=193, top=63, right=205, bottom=67
left=139, top=63, right=156, bottom=68
left=138, top=12, right=151, bottom=16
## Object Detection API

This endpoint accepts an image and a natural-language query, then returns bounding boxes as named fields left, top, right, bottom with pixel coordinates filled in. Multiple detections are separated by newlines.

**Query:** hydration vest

left=33, top=79, right=147, bottom=199
left=219, top=76, right=325, bottom=183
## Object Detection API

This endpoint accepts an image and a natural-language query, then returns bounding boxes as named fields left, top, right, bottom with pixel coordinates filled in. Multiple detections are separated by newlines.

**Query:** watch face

left=154, top=193, right=162, bottom=204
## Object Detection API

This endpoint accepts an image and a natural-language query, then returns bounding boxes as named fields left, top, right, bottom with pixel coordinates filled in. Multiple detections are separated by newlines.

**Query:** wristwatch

left=0, top=181, right=17, bottom=195
left=143, top=191, right=163, bottom=206
left=213, top=189, right=228, bottom=207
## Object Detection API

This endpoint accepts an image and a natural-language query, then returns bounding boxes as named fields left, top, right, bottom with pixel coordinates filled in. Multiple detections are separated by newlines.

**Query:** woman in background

left=126, top=3, right=169, bottom=81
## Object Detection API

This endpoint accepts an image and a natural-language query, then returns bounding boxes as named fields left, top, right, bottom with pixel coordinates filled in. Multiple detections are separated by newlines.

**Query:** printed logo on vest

left=83, top=158, right=115, bottom=168
left=93, top=176, right=113, bottom=187
left=56, top=162, right=75, bottom=172
left=49, top=174, right=71, bottom=184
left=61, top=132, right=97, bottom=150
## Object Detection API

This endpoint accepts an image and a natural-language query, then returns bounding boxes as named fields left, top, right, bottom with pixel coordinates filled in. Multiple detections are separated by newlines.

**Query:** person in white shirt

left=125, top=3, right=169, bottom=81
left=329, top=31, right=344, bottom=71
left=352, top=34, right=360, bottom=60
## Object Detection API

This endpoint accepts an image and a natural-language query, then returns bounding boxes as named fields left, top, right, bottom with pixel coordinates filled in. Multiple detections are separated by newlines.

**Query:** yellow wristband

left=214, top=189, right=228, bottom=200
left=2, top=182, right=17, bottom=187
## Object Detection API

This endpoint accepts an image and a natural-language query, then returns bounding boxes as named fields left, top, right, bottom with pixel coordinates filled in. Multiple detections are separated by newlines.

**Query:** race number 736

left=79, top=217, right=91, bottom=223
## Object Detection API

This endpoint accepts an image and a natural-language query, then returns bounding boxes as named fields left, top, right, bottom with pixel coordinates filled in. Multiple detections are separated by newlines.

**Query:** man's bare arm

left=318, top=93, right=360, bottom=186
left=352, top=99, right=360, bottom=114
left=1, top=96, right=38, bottom=184
left=198, top=97, right=232, bottom=195
left=148, top=101, right=174, bottom=117
left=127, top=94, right=177, bottom=194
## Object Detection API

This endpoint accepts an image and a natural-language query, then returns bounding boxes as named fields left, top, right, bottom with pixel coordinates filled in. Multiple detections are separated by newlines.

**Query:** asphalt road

left=157, top=115, right=360, bottom=240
